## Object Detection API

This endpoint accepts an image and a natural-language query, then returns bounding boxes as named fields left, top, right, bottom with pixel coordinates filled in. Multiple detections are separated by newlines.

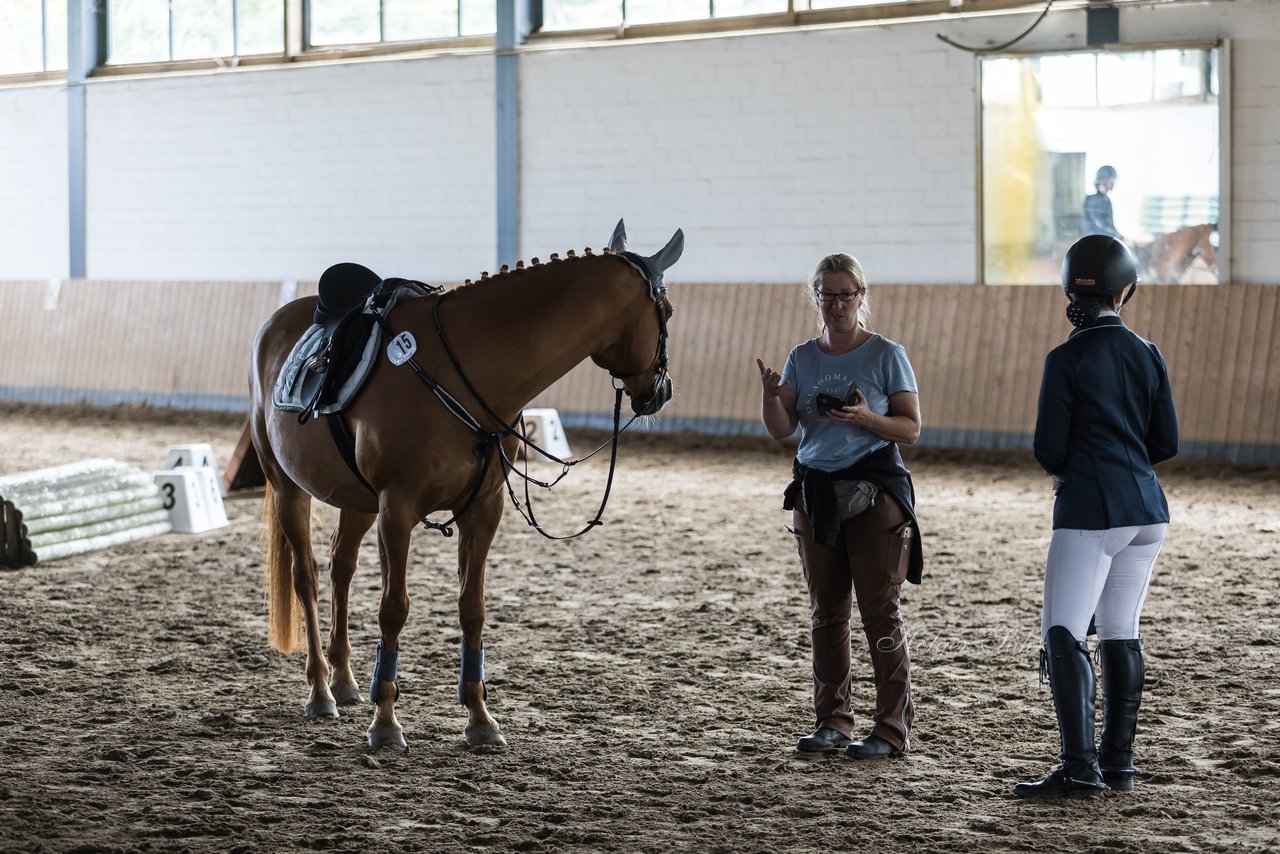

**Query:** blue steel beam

left=66, top=0, right=106, bottom=279
left=496, top=0, right=542, bottom=268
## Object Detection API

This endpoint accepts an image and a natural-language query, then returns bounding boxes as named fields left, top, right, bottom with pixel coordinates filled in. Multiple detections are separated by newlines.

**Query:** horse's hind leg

left=270, top=481, right=339, bottom=719
left=367, top=499, right=415, bottom=749
left=457, top=489, right=506, bottom=748
left=328, top=509, right=377, bottom=706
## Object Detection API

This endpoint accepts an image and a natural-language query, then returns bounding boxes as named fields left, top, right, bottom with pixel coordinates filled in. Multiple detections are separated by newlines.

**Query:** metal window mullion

left=975, top=54, right=984, bottom=285
left=379, top=0, right=386, bottom=41
left=1218, top=40, right=1231, bottom=284
left=457, top=0, right=462, bottom=37
left=288, top=0, right=306, bottom=55
left=41, top=0, right=48, bottom=71
left=168, top=0, right=174, bottom=61
left=232, top=0, right=239, bottom=55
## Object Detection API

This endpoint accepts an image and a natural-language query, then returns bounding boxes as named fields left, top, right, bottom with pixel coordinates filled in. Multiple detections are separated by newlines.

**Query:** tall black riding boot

left=1013, top=625, right=1108, bottom=799
left=1098, top=638, right=1144, bottom=791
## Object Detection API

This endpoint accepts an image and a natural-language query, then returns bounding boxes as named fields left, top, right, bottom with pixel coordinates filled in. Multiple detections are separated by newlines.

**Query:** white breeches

left=1041, top=523, right=1167, bottom=642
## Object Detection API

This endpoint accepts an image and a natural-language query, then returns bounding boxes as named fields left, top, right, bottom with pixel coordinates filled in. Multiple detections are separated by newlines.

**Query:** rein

left=429, top=296, right=647, bottom=537
left=373, top=270, right=668, bottom=539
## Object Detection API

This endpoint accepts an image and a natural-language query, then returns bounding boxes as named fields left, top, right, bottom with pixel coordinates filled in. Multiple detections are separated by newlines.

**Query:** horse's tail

left=262, top=481, right=305, bottom=653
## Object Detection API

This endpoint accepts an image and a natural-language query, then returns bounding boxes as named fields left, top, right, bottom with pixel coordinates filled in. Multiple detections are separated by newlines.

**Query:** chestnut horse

left=250, top=222, right=682, bottom=749
left=1141, top=223, right=1218, bottom=284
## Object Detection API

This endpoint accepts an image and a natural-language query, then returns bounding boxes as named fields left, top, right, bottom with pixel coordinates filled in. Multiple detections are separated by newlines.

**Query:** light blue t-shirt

left=781, top=334, right=918, bottom=472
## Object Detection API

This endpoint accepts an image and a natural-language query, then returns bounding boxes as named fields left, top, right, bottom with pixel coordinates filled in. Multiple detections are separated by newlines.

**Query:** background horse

left=1138, top=223, right=1218, bottom=284
left=249, top=222, right=682, bottom=748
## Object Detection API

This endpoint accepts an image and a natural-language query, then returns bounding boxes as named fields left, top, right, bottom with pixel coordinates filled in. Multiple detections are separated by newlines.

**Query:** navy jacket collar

left=1068, top=314, right=1125, bottom=339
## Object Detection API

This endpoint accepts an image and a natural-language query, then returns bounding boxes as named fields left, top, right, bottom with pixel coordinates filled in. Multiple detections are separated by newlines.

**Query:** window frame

left=1, top=0, right=1074, bottom=82
left=0, top=0, right=67, bottom=81
left=303, top=0, right=499, bottom=50
left=96, top=0, right=288, bottom=70
left=975, top=38, right=1231, bottom=286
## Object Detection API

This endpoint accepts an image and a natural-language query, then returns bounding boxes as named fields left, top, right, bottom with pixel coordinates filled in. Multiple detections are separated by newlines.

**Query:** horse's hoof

left=464, top=725, right=507, bottom=749
left=330, top=682, right=362, bottom=706
left=367, top=724, right=407, bottom=751
left=305, top=698, right=339, bottom=719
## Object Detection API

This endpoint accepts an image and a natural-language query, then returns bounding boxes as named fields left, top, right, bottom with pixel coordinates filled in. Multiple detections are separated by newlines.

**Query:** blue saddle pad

left=272, top=281, right=433, bottom=417
left=272, top=322, right=382, bottom=415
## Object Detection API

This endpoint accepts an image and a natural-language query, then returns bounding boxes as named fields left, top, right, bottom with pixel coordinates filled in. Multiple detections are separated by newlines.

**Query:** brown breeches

left=793, top=496, right=914, bottom=750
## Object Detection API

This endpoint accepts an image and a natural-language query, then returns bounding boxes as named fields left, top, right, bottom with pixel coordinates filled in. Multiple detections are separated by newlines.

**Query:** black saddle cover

left=273, top=264, right=439, bottom=418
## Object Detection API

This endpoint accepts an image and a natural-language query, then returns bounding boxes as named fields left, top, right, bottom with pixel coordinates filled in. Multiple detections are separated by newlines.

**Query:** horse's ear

left=607, top=219, right=627, bottom=253
left=647, top=228, right=684, bottom=273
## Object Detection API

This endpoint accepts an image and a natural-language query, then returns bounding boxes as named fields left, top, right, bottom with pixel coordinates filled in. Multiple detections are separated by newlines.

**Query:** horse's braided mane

left=458, top=247, right=620, bottom=288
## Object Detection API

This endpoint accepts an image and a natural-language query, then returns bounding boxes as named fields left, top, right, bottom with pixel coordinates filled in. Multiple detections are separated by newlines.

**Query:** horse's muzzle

left=631, top=375, right=673, bottom=416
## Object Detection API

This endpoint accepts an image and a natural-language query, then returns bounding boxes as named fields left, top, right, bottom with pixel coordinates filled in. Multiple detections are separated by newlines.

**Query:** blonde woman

left=756, top=253, right=924, bottom=759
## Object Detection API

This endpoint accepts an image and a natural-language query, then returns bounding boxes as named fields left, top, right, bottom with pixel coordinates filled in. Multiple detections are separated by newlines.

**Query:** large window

left=2, top=0, right=946, bottom=77
left=308, top=0, right=496, bottom=43
left=0, top=1, right=67, bottom=74
left=107, top=0, right=284, bottom=64
left=544, top=0, right=897, bottom=29
left=981, top=45, right=1223, bottom=285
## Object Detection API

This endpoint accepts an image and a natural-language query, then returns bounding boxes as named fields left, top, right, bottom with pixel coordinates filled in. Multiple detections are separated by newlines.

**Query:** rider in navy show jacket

left=1034, top=314, right=1179, bottom=532
left=1014, top=234, right=1180, bottom=802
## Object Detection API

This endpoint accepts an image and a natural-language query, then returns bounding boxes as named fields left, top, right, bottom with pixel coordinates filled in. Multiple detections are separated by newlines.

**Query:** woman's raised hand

left=756, top=358, right=788, bottom=399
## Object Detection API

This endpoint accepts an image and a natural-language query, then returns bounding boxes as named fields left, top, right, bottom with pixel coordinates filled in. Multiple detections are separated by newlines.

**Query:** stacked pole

left=0, top=459, right=172, bottom=568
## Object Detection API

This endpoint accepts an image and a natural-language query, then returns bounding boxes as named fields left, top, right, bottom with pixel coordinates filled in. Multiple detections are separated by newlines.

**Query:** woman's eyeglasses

left=815, top=289, right=865, bottom=304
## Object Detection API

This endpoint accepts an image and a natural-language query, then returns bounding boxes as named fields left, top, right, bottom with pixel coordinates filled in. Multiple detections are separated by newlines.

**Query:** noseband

left=608, top=267, right=673, bottom=415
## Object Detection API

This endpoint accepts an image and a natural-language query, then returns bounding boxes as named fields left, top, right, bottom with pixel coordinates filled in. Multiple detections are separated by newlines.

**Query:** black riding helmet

left=1061, top=235, right=1139, bottom=327
left=1062, top=234, right=1139, bottom=298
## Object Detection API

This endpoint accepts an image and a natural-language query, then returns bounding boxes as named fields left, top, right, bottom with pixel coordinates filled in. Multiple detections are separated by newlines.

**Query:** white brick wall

left=84, top=53, right=495, bottom=282
left=0, top=83, right=69, bottom=279
left=0, top=0, right=1276, bottom=284
left=521, top=24, right=975, bottom=284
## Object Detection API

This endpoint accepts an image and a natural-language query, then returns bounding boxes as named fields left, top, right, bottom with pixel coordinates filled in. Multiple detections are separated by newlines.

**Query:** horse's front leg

left=328, top=509, right=376, bottom=707
left=457, top=489, right=506, bottom=748
left=367, top=501, right=414, bottom=749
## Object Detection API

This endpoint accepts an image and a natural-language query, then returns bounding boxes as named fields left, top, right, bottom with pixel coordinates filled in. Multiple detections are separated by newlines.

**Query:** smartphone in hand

left=815, top=381, right=864, bottom=415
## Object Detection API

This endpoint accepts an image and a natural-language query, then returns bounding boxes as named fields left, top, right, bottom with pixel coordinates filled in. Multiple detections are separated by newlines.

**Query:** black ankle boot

left=1013, top=626, right=1108, bottom=800
left=1099, top=638, right=1144, bottom=791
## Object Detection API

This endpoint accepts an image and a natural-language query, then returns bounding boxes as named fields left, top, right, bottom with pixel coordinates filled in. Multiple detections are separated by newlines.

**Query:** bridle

left=606, top=290, right=672, bottom=416
left=374, top=264, right=671, bottom=540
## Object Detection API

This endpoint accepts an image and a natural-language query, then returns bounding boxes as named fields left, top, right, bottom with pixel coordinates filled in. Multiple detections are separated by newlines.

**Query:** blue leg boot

left=369, top=639, right=399, bottom=703
left=458, top=637, right=484, bottom=704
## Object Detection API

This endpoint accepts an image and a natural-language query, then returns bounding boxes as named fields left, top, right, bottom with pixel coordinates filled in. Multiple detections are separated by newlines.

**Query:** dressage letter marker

left=521, top=408, right=573, bottom=460
left=152, top=467, right=227, bottom=534
left=161, top=443, right=228, bottom=527
left=164, top=443, right=218, bottom=472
